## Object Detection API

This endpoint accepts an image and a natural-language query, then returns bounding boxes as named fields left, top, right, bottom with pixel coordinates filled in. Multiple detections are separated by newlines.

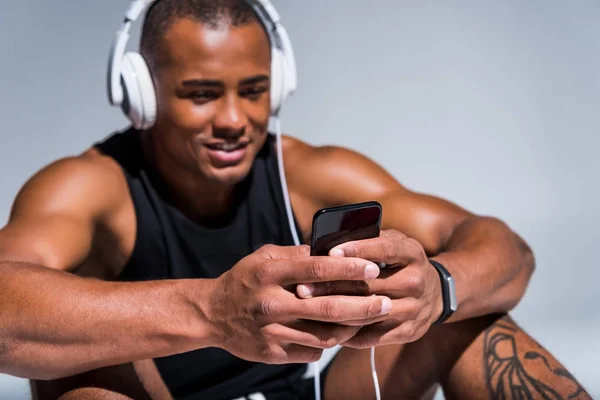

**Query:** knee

left=425, top=313, right=511, bottom=354
left=57, top=387, right=133, bottom=400
left=431, top=312, right=509, bottom=335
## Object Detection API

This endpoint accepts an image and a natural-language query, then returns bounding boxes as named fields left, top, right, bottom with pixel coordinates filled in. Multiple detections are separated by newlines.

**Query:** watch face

left=447, top=276, right=457, bottom=311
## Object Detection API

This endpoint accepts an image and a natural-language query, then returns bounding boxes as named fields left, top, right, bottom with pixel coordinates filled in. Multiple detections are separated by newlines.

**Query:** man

left=0, top=0, right=591, bottom=399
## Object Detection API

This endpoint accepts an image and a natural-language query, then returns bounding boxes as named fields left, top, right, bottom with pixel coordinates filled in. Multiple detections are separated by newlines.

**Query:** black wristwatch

left=429, top=259, right=457, bottom=324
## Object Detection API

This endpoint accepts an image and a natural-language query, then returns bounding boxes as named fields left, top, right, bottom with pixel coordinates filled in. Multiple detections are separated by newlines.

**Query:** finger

left=295, top=268, right=402, bottom=298
left=341, top=320, right=398, bottom=349
left=257, top=243, right=311, bottom=260
left=330, top=233, right=421, bottom=266
left=296, top=280, right=371, bottom=298
left=278, top=320, right=361, bottom=349
left=261, top=343, right=325, bottom=364
left=342, top=318, right=422, bottom=349
left=287, top=295, right=392, bottom=323
left=271, top=256, right=381, bottom=286
left=312, top=225, right=380, bottom=256
left=333, top=297, right=421, bottom=327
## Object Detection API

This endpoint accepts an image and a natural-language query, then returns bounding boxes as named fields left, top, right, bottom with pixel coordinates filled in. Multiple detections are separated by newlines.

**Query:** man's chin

left=206, top=164, right=252, bottom=186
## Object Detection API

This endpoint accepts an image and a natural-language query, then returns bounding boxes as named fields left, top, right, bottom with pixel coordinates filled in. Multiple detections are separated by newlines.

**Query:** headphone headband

left=107, top=0, right=297, bottom=129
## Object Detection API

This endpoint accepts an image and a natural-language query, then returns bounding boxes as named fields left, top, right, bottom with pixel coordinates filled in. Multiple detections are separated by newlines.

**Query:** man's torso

left=75, top=128, right=324, bottom=399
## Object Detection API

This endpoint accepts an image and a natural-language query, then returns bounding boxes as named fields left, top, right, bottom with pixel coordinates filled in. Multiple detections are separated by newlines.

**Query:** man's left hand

left=296, top=229, right=444, bottom=348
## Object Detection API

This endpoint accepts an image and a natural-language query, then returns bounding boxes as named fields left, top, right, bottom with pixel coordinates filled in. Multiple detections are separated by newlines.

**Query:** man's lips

left=204, top=142, right=249, bottom=165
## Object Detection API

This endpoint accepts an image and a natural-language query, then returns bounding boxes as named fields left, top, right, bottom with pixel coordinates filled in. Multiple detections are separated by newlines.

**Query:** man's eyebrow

left=180, top=75, right=269, bottom=87
left=240, top=75, right=269, bottom=85
left=181, top=79, right=222, bottom=87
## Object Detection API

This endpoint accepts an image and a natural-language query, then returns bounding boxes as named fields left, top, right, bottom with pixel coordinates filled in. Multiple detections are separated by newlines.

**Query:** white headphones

left=107, top=0, right=298, bottom=130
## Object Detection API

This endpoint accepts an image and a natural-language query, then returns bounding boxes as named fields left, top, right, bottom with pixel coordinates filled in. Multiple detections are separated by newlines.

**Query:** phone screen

left=310, top=201, right=382, bottom=256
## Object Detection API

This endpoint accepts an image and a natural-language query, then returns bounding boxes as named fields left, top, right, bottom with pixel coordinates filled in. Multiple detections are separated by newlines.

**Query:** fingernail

left=297, top=283, right=315, bottom=298
left=330, top=248, right=344, bottom=257
left=381, top=298, right=392, bottom=314
left=364, top=263, right=380, bottom=279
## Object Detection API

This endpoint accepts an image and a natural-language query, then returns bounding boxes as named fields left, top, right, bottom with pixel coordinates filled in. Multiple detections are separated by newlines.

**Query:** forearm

left=0, top=261, right=215, bottom=380
left=431, top=216, right=535, bottom=322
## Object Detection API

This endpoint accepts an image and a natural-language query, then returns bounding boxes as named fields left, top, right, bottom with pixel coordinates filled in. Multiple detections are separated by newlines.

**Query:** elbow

left=486, top=216, right=537, bottom=311
left=523, top=244, right=536, bottom=280
left=505, top=239, right=536, bottom=311
left=0, top=336, right=10, bottom=375
left=512, top=223, right=536, bottom=281
left=0, top=337, right=66, bottom=381
left=483, top=215, right=537, bottom=278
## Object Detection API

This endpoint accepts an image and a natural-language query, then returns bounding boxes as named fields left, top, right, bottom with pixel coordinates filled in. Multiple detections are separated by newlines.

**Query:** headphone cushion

left=270, top=48, right=286, bottom=114
left=121, top=52, right=157, bottom=130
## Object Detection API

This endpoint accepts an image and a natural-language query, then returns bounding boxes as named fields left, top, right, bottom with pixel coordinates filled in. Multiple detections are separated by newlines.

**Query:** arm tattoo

left=483, top=316, right=588, bottom=399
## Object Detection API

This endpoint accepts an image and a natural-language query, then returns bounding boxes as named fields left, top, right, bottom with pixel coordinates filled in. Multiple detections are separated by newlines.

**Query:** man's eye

left=240, top=87, right=268, bottom=99
left=191, top=91, right=218, bottom=99
left=187, top=91, right=219, bottom=104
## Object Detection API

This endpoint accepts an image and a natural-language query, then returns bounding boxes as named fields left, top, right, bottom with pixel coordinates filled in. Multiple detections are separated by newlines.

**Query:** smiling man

left=0, top=0, right=591, bottom=399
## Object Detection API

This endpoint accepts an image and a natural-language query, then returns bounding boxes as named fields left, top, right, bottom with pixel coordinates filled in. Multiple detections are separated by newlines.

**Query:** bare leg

left=30, top=314, right=590, bottom=400
left=30, top=359, right=172, bottom=400
left=324, top=314, right=591, bottom=400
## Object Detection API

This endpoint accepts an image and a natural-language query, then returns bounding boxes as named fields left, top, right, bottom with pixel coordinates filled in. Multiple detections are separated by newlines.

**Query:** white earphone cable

left=274, top=117, right=321, bottom=399
left=371, top=346, right=382, bottom=400
left=274, top=116, right=301, bottom=247
left=274, top=116, right=380, bottom=400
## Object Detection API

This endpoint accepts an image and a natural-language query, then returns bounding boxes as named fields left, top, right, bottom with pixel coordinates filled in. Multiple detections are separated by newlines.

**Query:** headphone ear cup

left=270, top=48, right=286, bottom=115
left=120, top=52, right=157, bottom=130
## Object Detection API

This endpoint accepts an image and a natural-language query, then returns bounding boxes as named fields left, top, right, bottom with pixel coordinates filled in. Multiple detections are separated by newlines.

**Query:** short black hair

left=140, top=0, right=261, bottom=71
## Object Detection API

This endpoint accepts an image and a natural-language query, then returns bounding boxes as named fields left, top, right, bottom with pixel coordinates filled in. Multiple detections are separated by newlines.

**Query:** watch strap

left=429, top=259, right=456, bottom=325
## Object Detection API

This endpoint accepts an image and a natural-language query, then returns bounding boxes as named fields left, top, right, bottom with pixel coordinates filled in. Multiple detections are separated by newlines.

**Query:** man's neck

left=141, top=131, right=239, bottom=226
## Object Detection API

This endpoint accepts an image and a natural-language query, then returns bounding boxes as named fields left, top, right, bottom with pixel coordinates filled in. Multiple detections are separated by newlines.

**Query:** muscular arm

left=286, top=138, right=534, bottom=322
left=0, top=156, right=213, bottom=380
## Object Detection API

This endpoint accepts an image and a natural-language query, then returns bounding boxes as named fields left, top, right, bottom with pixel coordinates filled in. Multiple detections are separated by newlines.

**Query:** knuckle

left=390, top=229, right=407, bottom=240
left=309, top=260, right=327, bottom=281
left=297, top=245, right=310, bottom=256
left=334, top=326, right=359, bottom=345
left=406, top=271, right=426, bottom=296
left=400, top=322, right=417, bottom=340
left=260, top=324, right=279, bottom=340
left=317, top=335, right=337, bottom=349
left=355, top=333, right=375, bottom=349
left=254, top=264, right=271, bottom=285
left=307, top=349, right=324, bottom=363
left=262, top=344, right=284, bottom=364
left=259, top=243, right=277, bottom=254
left=408, top=300, right=421, bottom=319
left=258, top=297, right=280, bottom=319
left=405, top=237, right=426, bottom=260
left=322, top=300, right=341, bottom=320
left=365, top=298, right=381, bottom=318
left=381, top=239, right=397, bottom=260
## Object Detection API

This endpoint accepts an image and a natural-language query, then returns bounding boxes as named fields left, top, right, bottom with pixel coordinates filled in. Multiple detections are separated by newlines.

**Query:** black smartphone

left=310, top=201, right=383, bottom=256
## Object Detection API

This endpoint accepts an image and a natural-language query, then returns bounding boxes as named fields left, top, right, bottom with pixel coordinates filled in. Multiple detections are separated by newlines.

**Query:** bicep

left=296, top=144, right=474, bottom=255
left=0, top=213, right=94, bottom=271
left=0, top=155, right=119, bottom=272
left=375, top=190, right=473, bottom=255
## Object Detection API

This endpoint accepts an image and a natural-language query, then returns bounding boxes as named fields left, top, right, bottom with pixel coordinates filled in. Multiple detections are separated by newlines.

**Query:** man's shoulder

left=35, top=147, right=126, bottom=190
left=12, top=147, right=130, bottom=220
left=280, top=134, right=359, bottom=168
left=281, top=134, right=402, bottom=206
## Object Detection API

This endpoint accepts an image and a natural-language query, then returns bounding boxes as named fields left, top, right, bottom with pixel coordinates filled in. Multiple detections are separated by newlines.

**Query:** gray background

left=1, top=0, right=598, bottom=398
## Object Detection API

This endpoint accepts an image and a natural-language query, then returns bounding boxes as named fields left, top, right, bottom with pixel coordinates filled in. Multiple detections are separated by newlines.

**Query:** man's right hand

left=205, top=244, right=392, bottom=364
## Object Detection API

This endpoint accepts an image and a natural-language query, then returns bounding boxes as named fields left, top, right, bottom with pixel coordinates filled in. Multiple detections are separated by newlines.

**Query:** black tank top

left=95, top=128, right=308, bottom=400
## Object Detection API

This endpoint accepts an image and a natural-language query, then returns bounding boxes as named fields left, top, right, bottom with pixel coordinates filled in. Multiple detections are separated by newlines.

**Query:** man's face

left=150, top=18, right=272, bottom=185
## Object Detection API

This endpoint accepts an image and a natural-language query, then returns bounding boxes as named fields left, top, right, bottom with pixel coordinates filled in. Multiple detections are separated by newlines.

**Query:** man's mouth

left=205, top=142, right=248, bottom=152
left=204, top=141, right=250, bottom=166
